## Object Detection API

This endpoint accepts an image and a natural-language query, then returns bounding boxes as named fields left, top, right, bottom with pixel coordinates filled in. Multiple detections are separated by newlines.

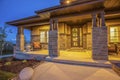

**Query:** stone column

left=49, top=19, right=59, bottom=57
left=16, top=27, right=25, bottom=51
left=92, top=12, right=108, bottom=60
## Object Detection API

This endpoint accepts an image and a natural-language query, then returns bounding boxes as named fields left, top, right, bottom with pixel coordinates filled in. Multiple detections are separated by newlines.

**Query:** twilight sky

left=0, top=0, right=59, bottom=42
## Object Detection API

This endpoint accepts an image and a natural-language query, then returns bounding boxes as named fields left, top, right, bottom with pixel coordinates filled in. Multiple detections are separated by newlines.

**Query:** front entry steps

left=45, top=57, right=112, bottom=68
left=111, top=61, right=120, bottom=76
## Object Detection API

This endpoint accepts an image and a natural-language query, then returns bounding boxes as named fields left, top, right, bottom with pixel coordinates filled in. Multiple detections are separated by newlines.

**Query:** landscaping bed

left=0, top=57, right=43, bottom=80
left=0, top=70, right=16, bottom=80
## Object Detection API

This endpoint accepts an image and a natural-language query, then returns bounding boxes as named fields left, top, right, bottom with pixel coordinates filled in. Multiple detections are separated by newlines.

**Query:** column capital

left=50, top=19, right=54, bottom=31
left=92, top=13, right=97, bottom=27
left=17, top=27, right=24, bottom=35
left=100, top=11, right=106, bottom=27
left=54, top=19, right=58, bottom=30
left=50, top=18, right=59, bottom=30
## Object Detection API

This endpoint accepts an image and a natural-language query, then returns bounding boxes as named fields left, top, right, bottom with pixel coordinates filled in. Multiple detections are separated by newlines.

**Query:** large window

left=40, top=31, right=48, bottom=43
left=110, top=27, right=120, bottom=43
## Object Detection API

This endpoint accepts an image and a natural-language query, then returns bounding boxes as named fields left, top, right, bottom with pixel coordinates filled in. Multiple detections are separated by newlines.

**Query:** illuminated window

left=110, top=27, right=120, bottom=42
left=40, top=31, right=48, bottom=43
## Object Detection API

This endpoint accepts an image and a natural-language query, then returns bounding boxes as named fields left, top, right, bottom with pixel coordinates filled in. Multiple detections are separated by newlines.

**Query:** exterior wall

left=82, top=22, right=92, bottom=49
left=58, top=23, right=71, bottom=50
left=31, top=25, right=50, bottom=49
left=86, top=22, right=92, bottom=49
left=30, top=20, right=120, bottom=51
left=92, top=26, right=108, bottom=60
left=31, top=23, right=71, bottom=50
left=66, top=25, right=71, bottom=49
left=82, top=24, right=87, bottom=49
left=82, top=21, right=120, bottom=50
left=106, top=21, right=120, bottom=48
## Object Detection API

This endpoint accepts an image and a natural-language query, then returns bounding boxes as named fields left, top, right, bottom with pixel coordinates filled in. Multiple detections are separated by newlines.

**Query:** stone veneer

left=16, top=34, right=24, bottom=51
left=59, top=34, right=67, bottom=50
left=92, top=26, right=108, bottom=60
left=49, top=30, right=59, bottom=57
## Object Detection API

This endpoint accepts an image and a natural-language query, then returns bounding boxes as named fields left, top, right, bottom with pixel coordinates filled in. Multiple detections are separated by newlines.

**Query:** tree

left=0, top=25, right=12, bottom=55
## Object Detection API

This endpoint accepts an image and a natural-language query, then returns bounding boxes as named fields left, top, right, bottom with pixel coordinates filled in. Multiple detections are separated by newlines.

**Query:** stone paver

left=31, top=62, right=120, bottom=80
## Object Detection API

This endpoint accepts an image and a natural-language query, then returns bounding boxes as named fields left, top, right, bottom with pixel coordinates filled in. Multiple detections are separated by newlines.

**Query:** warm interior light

left=66, top=0, right=70, bottom=4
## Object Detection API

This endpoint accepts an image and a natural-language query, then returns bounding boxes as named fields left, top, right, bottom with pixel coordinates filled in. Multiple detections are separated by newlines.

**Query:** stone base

left=16, top=34, right=24, bottom=51
left=49, top=31, right=59, bottom=57
left=92, top=26, right=108, bottom=60
left=92, top=55, right=108, bottom=60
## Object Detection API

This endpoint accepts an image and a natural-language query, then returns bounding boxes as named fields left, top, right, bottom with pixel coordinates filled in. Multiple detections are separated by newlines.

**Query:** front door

left=71, top=27, right=80, bottom=47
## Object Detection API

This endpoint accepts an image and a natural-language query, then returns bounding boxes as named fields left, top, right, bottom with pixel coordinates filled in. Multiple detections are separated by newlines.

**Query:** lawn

left=0, top=70, right=16, bottom=80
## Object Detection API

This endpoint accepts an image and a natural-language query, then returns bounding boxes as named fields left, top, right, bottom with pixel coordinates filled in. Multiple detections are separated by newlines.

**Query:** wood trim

left=52, top=9, right=104, bottom=19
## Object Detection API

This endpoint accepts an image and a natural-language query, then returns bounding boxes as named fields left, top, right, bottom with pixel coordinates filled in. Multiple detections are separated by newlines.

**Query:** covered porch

left=7, top=0, right=120, bottom=61
left=23, top=50, right=120, bottom=62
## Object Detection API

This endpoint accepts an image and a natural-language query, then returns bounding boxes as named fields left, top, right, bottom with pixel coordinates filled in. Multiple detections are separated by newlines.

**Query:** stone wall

left=49, top=31, right=59, bottom=57
left=16, top=34, right=24, bottom=51
left=58, top=23, right=71, bottom=50
left=92, top=26, right=108, bottom=60
left=59, top=34, right=67, bottom=50
left=31, top=25, right=49, bottom=49
left=82, top=22, right=92, bottom=49
left=31, top=35, right=40, bottom=42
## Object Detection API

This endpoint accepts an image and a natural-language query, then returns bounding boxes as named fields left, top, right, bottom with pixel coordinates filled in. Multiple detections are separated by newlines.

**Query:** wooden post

left=92, top=13, right=97, bottom=27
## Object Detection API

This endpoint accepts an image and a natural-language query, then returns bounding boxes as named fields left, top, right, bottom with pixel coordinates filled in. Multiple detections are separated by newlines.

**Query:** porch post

left=16, top=27, right=25, bottom=51
left=92, top=11, right=108, bottom=60
left=49, top=19, right=59, bottom=57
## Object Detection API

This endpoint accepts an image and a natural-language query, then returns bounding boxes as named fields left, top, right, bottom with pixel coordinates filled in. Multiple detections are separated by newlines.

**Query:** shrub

left=22, top=60, right=27, bottom=63
left=4, top=62, right=11, bottom=66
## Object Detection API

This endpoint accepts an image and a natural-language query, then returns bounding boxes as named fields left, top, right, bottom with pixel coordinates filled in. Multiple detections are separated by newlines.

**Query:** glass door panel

left=71, top=27, right=79, bottom=47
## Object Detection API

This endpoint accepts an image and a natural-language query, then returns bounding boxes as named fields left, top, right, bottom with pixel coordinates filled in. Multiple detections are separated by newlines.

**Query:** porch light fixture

left=66, top=0, right=70, bottom=4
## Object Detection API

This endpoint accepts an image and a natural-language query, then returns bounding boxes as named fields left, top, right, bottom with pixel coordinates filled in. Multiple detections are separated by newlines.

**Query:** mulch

left=0, top=57, right=43, bottom=74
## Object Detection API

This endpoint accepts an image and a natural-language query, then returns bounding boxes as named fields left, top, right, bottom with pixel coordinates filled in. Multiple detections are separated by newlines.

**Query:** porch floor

left=26, top=50, right=120, bottom=61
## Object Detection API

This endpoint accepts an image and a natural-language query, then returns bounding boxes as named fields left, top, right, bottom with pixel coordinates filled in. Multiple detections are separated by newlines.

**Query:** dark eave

left=6, top=15, right=43, bottom=26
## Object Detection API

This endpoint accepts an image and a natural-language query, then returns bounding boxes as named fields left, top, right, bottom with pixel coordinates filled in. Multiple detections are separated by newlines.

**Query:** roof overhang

left=6, top=15, right=49, bottom=26
left=6, top=0, right=120, bottom=27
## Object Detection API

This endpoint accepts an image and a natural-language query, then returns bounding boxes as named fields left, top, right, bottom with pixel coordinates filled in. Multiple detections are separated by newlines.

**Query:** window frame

left=109, top=26, right=120, bottom=43
left=39, top=29, right=49, bottom=43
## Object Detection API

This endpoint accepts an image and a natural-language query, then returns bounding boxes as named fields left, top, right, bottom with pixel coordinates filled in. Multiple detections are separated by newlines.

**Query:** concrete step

left=111, top=61, right=120, bottom=76
left=45, top=57, right=112, bottom=68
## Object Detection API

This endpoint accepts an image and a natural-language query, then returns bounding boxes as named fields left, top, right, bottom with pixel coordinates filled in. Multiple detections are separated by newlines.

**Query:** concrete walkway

left=31, top=62, right=120, bottom=80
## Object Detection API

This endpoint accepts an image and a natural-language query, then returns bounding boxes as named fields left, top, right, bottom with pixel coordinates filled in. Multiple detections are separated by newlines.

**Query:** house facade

left=7, top=0, right=120, bottom=60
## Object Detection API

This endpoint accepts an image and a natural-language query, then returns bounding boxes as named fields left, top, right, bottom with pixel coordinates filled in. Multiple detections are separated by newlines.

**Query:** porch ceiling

left=59, top=14, right=91, bottom=25
left=104, top=0, right=120, bottom=11
left=51, top=0, right=104, bottom=18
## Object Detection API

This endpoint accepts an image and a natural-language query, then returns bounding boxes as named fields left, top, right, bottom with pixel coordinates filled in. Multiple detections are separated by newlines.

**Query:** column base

left=16, top=34, right=24, bottom=51
left=92, top=55, right=108, bottom=60
left=92, top=26, right=108, bottom=60
left=49, top=31, right=59, bottom=57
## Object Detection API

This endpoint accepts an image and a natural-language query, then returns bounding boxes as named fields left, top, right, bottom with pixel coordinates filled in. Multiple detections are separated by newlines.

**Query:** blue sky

left=0, top=0, right=59, bottom=42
